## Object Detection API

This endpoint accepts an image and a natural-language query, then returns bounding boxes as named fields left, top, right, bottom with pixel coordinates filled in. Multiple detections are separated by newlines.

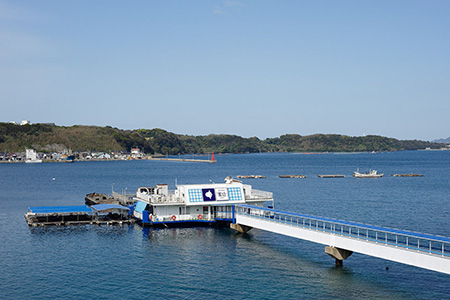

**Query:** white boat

left=132, top=176, right=274, bottom=226
left=25, top=149, right=42, bottom=163
left=352, top=169, right=383, bottom=178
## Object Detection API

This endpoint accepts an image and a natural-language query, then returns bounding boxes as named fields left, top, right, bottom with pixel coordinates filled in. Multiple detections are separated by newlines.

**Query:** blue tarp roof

left=29, top=205, right=92, bottom=214
left=91, top=204, right=130, bottom=211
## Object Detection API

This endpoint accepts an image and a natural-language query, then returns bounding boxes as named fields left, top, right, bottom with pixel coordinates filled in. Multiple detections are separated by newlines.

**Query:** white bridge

left=233, top=205, right=450, bottom=275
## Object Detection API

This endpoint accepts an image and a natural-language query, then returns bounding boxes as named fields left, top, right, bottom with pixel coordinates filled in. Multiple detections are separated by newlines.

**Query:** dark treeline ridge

left=0, top=123, right=443, bottom=154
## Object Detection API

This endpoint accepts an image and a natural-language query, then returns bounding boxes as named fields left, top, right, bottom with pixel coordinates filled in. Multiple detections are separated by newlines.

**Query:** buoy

left=198, top=214, right=203, bottom=220
left=52, top=178, right=56, bottom=181
left=171, top=215, right=176, bottom=221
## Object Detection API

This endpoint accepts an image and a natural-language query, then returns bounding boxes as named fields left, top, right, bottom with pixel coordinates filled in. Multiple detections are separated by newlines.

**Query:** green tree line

left=0, top=123, right=443, bottom=154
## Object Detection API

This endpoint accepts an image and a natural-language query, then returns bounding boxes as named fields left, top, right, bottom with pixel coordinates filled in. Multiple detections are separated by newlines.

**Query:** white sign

left=215, top=188, right=228, bottom=201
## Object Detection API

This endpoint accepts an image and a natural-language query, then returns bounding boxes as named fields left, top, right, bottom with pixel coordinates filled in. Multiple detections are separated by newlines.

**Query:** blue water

left=1, top=151, right=450, bottom=299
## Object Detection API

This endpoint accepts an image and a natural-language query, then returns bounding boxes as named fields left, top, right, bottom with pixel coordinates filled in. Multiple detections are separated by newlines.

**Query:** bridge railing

left=235, top=205, right=450, bottom=257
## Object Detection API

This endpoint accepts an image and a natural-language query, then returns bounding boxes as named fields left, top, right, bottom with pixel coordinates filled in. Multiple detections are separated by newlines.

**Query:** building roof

left=91, top=204, right=130, bottom=212
left=28, top=205, right=92, bottom=214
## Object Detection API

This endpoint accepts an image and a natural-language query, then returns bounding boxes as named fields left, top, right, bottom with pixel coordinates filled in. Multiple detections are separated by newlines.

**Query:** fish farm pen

left=25, top=204, right=135, bottom=227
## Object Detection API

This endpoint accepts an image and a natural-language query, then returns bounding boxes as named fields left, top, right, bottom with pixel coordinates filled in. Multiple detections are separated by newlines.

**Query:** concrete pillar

left=325, top=246, right=353, bottom=266
left=230, top=223, right=253, bottom=233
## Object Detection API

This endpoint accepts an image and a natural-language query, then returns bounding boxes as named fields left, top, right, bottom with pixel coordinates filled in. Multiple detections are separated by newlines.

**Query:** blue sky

left=1, top=1, right=449, bottom=141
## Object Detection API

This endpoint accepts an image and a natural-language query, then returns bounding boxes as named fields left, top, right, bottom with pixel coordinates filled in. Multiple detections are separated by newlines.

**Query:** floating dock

left=317, top=175, right=346, bottom=178
left=85, top=192, right=118, bottom=206
left=25, top=204, right=134, bottom=227
left=392, top=173, right=423, bottom=177
left=279, top=175, right=306, bottom=178
left=237, top=175, right=267, bottom=179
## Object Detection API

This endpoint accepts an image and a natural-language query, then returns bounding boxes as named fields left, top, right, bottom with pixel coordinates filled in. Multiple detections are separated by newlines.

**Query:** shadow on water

left=136, top=225, right=418, bottom=299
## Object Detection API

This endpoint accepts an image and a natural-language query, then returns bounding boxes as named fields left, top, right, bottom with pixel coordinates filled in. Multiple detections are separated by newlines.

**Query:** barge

left=279, top=175, right=306, bottom=178
left=85, top=192, right=118, bottom=206
left=132, top=177, right=274, bottom=227
left=392, top=173, right=423, bottom=177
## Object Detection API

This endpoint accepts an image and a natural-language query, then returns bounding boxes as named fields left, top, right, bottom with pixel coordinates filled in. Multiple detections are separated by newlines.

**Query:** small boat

left=25, top=149, right=42, bottom=163
left=65, top=155, right=75, bottom=163
left=352, top=169, right=383, bottom=178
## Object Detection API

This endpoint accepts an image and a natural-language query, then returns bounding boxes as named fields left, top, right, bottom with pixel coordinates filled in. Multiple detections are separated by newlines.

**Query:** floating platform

left=392, top=173, right=423, bottom=177
left=85, top=192, right=118, bottom=206
left=317, top=175, right=346, bottom=178
left=237, top=175, right=267, bottom=179
left=279, top=175, right=306, bottom=178
left=25, top=204, right=133, bottom=227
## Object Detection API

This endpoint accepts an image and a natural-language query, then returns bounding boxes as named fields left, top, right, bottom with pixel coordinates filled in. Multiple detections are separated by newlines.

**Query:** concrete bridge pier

left=230, top=223, right=253, bottom=233
left=325, top=246, right=353, bottom=266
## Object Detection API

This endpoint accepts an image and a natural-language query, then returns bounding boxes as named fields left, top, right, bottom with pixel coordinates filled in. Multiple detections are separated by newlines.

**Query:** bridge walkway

left=234, top=204, right=450, bottom=275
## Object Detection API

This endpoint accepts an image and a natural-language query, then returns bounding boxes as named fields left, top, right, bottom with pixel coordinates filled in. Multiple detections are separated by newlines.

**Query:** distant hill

left=432, top=136, right=450, bottom=143
left=0, top=123, right=444, bottom=154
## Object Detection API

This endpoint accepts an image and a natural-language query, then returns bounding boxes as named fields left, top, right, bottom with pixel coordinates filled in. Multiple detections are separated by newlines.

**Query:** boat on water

left=65, top=155, right=75, bottom=163
left=25, top=149, right=42, bottom=163
left=132, top=176, right=274, bottom=227
left=353, top=169, right=383, bottom=178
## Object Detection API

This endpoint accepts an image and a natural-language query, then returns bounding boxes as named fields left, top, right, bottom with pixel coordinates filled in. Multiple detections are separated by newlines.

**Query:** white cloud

left=213, top=1, right=246, bottom=14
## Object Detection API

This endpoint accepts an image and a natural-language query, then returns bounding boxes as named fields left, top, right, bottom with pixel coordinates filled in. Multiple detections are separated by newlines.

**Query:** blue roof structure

left=91, top=204, right=130, bottom=211
left=29, top=205, right=92, bottom=214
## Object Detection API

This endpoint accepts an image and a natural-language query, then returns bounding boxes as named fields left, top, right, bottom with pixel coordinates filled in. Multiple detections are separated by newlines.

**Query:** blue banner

left=202, top=188, right=216, bottom=201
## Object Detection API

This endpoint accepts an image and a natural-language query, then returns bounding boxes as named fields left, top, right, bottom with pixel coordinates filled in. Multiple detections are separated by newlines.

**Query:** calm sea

left=1, top=151, right=449, bottom=299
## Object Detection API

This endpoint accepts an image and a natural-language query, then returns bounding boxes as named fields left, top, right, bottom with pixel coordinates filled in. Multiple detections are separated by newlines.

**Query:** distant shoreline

left=1, top=149, right=449, bottom=164
left=0, top=156, right=216, bottom=164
